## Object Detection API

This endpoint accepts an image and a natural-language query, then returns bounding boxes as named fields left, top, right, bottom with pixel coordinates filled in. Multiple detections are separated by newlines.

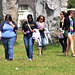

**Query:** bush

left=20, top=19, right=27, bottom=27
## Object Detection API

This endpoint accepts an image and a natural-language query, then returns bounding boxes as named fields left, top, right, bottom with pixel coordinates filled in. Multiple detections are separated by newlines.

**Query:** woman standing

left=63, top=10, right=75, bottom=57
left=22, top=14, right=37, bottom=61
left=59, top=11, right=67, bottom=53
left=0, top=14, right=17, bottom=60
left=36, top=15, right=46, bottom=56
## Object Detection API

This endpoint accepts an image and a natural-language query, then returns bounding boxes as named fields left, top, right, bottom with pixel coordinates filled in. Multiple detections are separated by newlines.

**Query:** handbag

left=64, top=29, right=69, bottom=37
left=58, top=31, right=64, bottom=39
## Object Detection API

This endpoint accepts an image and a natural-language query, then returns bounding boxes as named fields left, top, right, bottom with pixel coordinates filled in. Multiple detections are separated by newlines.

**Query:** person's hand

left=21, top=30, right=26, bottom=35
left=24, top=32, right=27, bottom=35
left=0, top=31, right=2, bottom=37
left=8, top=21, right=15, bottom=28
left=0, top=34, right=2, bottom=37
left=40, top=28, right=43, bottom=30
left=8, top=21, right=13, bottom=25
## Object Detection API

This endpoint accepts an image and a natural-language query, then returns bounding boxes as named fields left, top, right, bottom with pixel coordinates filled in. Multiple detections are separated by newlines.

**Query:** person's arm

left=22, top=22, right=27, bottom=35
left=0, top=21, right=5, bottom=37
left=62, top=18, right=66, bottom=30
left=0, top=31, right=2, bottom=37
left=60, top=22, right=62, bottom=28
left=12, top=21, right=18, bottom=30
left=22, top=30, right=26, bottom=35
left=9, top=21, right=18, bottom=30
left=9, top=21, right=15, bottom=28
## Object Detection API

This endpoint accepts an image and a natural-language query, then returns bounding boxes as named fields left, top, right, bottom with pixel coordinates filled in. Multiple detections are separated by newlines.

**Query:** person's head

left=60, top=11, right=66, bottom=18
left=36, top=15, right=45, bottom=22
left=67, top=10, right=74, bottom=17
left=5, top=14, right=12, bottom=22
left=27, top=14, right=33, bottom=22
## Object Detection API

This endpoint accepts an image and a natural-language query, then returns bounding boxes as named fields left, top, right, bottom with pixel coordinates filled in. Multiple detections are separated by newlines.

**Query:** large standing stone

left=0, top=0, right=3, bottom=23
left=34, top=0, right=68, bottom=43
left=2, top=0, right=18, bottom=23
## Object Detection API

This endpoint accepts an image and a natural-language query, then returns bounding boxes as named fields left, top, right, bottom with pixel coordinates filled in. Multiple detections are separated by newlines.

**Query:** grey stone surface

left=0, top=0, right=3, bottom=23
left=0, top=0, right=68, bottom=43
left=34, top=0, right=68, bottom=43
left=2, top=0, right=18, bottom=23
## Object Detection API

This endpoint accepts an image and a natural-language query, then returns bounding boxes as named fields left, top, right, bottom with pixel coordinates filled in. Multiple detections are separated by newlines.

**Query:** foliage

left=68, top=0, right=75, bottom=8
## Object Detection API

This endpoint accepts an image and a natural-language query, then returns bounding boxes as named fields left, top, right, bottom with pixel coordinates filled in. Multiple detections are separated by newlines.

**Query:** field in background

left=0, top=31, right=75, bottom=75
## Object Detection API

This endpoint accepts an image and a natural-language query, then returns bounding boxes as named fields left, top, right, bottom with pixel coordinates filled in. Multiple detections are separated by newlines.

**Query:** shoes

left=27, top=58, right=32, bottom=61
left=39, top=54, right=42, bottom=56
left=62, top=51, right=65, bottom=53
left=72, top=54, right=75, bottom=57
left=9, top=57, right=13, bottom=61
left=5, top=59, right=8, bottom=61
left=65, top=54, right=68, bottom=57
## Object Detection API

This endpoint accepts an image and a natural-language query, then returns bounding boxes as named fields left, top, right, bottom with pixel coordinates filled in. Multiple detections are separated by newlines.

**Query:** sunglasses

left=72, top=13, right=74, bottom=15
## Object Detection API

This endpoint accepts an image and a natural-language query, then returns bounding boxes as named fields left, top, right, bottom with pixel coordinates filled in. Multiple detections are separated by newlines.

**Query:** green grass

left=0, top=31, right=75, bottom=75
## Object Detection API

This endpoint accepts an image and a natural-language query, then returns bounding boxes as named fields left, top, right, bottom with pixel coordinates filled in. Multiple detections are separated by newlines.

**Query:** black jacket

left=62, top=17, right=75, bottom=32
left=22, top=21, right=37, bottom=35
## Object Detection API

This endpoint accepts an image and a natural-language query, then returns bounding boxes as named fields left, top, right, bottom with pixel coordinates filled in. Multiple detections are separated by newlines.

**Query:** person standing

left=63, top=10, right=75, bottom=57
left=36, top=15, right=46, bottom=56
left=0, top=14, right=17, bottom=61
left=22, top=14, right=37, bottom=61
left=59, top=11, right=67, bottom=53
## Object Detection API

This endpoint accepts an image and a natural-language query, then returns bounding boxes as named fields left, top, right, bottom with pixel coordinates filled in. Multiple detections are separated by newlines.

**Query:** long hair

left=5, top=14, right=12, bottom=21
left=61, top=11, right=67, bottom=17
left=36, top=15, right=45, bottom=22
left=66, top=10, right=74, bottom=17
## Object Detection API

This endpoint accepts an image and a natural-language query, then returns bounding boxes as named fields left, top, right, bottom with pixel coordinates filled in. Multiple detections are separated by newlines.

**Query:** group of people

left=0, top=10, right=75, bottom=61
left=59, top=10, right=75, bottom=57
left=0, top=14, right=47, bottom=61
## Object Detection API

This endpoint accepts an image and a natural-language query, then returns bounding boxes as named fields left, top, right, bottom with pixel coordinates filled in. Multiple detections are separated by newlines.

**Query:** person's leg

left=70, top=36, right=74, bottom=53
left=1, top=38, right=9, bottom=60
left=8, top=37, right=15, bottom=60
left=59, top=39, right=64, bottom=52
left=68, top=35, right=74, bottom=53
left=42, top=37, right=46, bottom=47
left=65, top=39, right=70, bottom=56
left=39, top=35, right=42, bottom=56
left=64, top=37, right=67, bottom=52
left=24, top=36, right=29, bottom=58
left=28, top=35, right=33, bottom=60
left=65, top=34, right=74, bottom=56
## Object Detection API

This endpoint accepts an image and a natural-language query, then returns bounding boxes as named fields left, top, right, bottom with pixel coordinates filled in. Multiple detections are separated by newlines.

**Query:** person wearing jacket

left=63, top=10, right=75, bottom=57
left=59, top=11, right=67, bottom=53
left=0, top=14, right=17, bottom=60
left=22, top=14, right=37, bottom=61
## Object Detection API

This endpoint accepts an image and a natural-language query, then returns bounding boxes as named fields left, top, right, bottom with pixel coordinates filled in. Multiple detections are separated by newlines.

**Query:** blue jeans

left=24, top=34, right=33, bottom=59
left=2, top=37, right=15, bottom=60
left=38, top=34, right=46, bottom=49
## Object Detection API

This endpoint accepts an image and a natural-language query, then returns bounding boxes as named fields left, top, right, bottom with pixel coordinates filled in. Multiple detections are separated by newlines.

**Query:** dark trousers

left=59, top=37, right=67, bottom=52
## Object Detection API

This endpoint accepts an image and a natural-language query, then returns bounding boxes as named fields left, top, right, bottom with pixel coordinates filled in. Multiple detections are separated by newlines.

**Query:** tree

left=68, top=0, right=75, bottom=8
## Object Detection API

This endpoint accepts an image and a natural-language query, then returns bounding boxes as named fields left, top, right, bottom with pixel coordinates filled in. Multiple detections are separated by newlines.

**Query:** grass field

left=0, top=31, right=75, bottom=75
